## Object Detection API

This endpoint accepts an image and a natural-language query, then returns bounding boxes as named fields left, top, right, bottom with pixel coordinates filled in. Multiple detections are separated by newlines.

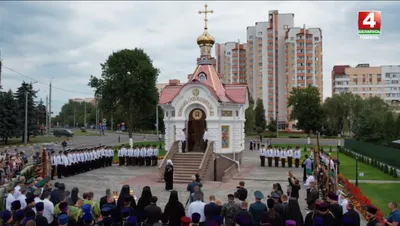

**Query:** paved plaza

left=53, top=149, right=367, bottom=224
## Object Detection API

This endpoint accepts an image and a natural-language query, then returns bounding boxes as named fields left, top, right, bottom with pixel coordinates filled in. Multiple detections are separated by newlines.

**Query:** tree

left=353, top=97, right=390, bottom=143
left=383, top=111, right=396, bottom=143
left=15, top=82, right=38, bottom=141
left=0, top=90, right=18, bottom=144
left=287, top=86, right=324, bottom=135
left=245, top=90, right=255, bottom=133
left=267, top=118, right=277, bottom=132
left=36, top=99, right=47, bottom=126
left=254, top=98, right=267, bottom=132
left=53, top=100, right=97, bottom=127
left=88, top=48, right=159, bottom=140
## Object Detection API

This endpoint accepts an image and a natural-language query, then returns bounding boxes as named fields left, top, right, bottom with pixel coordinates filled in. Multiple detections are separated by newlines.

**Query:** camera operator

left=236, top=181, right=248, bottom=201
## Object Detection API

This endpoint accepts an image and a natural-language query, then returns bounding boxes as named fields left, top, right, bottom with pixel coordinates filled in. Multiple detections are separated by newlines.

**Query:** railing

left=158, top=141, right=179, bottom=181
left=199, top=141, right=214, bottom=180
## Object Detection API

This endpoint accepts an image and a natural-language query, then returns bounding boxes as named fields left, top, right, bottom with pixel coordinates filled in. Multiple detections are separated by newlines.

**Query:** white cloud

left=0, top=1, right=399, bottom=114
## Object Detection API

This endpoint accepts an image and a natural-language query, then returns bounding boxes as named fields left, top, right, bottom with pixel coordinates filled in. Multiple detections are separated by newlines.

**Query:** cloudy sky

left=0, top=1, right=399, bottom=114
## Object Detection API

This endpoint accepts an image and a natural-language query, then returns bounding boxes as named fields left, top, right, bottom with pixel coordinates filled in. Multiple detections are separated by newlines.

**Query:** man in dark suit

left=99, top=188, right=112, bottom=209
left=306, top=182, right=319, bottom=210
left=204, top=195, right=222, bottom=225
left=237, top=181, right=248, bottom=201
left=234, top=201, right=253, bottom=226
left=143, top=196, right=162, bottom=225
left=342, top=203, right=360, bottom=226
left=274, top=194, right=289, bottom=222
left=34, top=202, right=49, bottom=226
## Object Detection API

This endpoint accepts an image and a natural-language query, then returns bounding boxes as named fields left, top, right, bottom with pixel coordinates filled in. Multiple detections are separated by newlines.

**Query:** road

left=0, top=131, right=158, bottom=153
left=247, top=137, right=342, bottom=146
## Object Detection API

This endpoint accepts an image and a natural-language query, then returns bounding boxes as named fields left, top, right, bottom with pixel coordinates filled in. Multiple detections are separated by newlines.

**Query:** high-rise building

left=332, top=64, right=400, bottom=105
left=285, top=26, right=323, bottom=130
left=245, top=10, right=323, bottom=130
left=215, top=42, right=247, bottom=84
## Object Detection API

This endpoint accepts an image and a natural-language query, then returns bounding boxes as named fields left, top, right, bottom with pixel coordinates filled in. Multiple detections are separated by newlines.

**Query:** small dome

left=197, top=30, right=215, bottom=46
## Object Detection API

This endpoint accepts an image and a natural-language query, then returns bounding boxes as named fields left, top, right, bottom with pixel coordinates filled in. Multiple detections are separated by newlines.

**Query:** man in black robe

left=304, top=202, right=337, bottom=226
left=327, top=192, right=343, bottom=224
left=342, top=203, right=360, bottom=226
left=366, top=205, right=380, bottom=226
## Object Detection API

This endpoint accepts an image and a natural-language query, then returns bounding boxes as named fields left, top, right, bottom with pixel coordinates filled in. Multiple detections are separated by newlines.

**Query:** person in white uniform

left=146, top=145, right=153, bottom=166
left=152, top=145, right=159, bottom=166
left=178, top=128, right=187, bottom=153
left=294, top=147, right=301, bottom=168
left=287, top=147, right=293, bottom=168
left=133, top=146, right=139, bottom=166
left=280, top=148, right=287, bottom=167
left=267, top=145, right=273, bottom=167
left=203, top=129, right=209, bottom=152
left=259, top=144, right=266, bottom=167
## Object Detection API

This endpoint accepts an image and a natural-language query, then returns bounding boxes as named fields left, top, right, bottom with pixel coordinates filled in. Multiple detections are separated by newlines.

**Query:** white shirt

left=127, top=148, right=133, bottom=157
left=17, top=194, right=27, bottom=209
left=177, top=130, right=186, bottom=141
left=267, top=149, right=273, bottom=157
left=188, top=201, right=206, bottom=222
left=56, top=155, right=62, bottom=165
left=6, top=193, right=15, bottom=211
left=294, top=149, right=301, bottom=159
left=43, top=198, right=54, bottom=223
left=51, top=156, right=56, bottom=166
left=14, top=185, right=21, bottom=199
left=304, top=175, right=316, bottom=189
left=34, top=197, right=42, bottom=204
left=287, top=149, right=293, bottom=157
left=61, top=155, right=69, bottom=166
left=203, top=131, right=208, bottom=141
left=140, top=148, right=146, bottom=157
left=134, top=148, right=139, bottom=157
left=341, top=198, right=349, bottom=215
left=153, top=148, right=159, bottom=157
left=146, top=148, right=153, bottom=157
left=280, top=150, right=287, bottom=158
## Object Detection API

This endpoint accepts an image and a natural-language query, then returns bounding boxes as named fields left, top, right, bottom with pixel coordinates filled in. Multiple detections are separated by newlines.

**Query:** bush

left=394, top=169, right=398, bottom=178
left=390, top=167, right=394, bottom=176
left=303, top=147, right=307, bottom=153
left=329, top=147, right=332, bottom=152
left=384, top=165, right=389, bottom=174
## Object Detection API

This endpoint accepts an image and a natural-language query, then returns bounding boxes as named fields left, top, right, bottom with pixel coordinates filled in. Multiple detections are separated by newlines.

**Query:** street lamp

left=355, top=155, right=359, bottom=187
left=337, top=140, right=341, bottom=159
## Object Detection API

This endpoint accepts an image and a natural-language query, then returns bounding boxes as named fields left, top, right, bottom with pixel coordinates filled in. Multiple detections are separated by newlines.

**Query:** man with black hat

left=97, top=207, right=113, bottom=226
left=342, top=203, right=360, bottom=226
left=56, top=151, right=64, bottom=179
left=133, top=145, right=139, bottom=166
left=328, top=192, right=343, bottom=224
left=50, top=151, right=57, bottom=180
left=152, top=145, right=159, bottom=166
left=34, top=202, right=49, bottom=226
left=304, top=201, right=337, bottom=226
left=0, top=210, right=13, bottom=226
left=366, top=205, right=380, bottom=226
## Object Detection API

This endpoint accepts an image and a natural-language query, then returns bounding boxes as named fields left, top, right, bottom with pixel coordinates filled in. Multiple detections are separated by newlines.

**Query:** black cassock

left=164, top=165, right=174, bottom=190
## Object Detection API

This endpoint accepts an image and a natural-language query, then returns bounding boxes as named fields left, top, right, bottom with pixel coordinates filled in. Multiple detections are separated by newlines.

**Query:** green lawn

left=359, top=183, right=400, bottom=213
left=112, top=141, right=166, bottom=161
left=73, top=130, right=100, bottom=136
left=338, top=153, right=400, bottom=181
left=0, top=136, right=64, bottom=147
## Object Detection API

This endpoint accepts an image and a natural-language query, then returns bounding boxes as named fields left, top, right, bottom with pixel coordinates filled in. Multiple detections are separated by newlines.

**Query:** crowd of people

left=0, top=150, right=28, bottom=186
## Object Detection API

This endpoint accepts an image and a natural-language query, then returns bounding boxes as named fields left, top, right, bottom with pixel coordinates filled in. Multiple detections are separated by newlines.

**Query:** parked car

left=53, top=129, right=74, bottom=137
left=80, top=127, right=87, bottom=132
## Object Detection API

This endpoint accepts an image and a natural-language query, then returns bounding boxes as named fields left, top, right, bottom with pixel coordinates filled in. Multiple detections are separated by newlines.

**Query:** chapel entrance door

left=187, top=108, right=207, bottom=152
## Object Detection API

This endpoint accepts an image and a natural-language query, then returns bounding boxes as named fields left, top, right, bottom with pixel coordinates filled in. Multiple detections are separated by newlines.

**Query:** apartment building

left=215, top=42, right=247, bottom=84
left=332, top=64, right=400, bottom=105
left=69, top=98, right=95, bottom=105
left=285, top=26, right=323, bottom=130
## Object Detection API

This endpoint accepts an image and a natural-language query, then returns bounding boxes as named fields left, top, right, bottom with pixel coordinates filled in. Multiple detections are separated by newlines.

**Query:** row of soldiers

left=50, top=145, right=114, bottom=180
left=117, top=144, right=159, bottom=167
left=258, top=144, right=302, bottom=168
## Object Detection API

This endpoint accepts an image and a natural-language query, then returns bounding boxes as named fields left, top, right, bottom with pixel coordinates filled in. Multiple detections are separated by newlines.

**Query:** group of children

left=258, top=144, right=302, bottom=168
left=117, top=144, right=159, bottom=167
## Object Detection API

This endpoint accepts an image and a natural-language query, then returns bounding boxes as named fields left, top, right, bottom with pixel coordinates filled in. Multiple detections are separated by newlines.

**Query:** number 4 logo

left=358, top=11, right=381, bottom=35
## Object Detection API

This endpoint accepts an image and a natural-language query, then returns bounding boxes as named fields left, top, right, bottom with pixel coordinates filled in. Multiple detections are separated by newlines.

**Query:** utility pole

left=95, top=96, right=99, bottom=134
left=24, top=91, right=28, bottom=145
left=48, top=81, right=52, bottom=130
left=156, top=104, right=159, bottom=139
left=45, top=95, right=49, bottom=135
left=276, top=111, right=279, bottom=138
left=73, top=107, right=76, bottom=128
left=84, top=102, right=87, bottom=127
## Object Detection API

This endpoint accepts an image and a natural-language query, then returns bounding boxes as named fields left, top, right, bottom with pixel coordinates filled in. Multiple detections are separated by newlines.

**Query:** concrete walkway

left=53, top=149, right=367, bottom=224
left=349, top=179, right=400, bottom=184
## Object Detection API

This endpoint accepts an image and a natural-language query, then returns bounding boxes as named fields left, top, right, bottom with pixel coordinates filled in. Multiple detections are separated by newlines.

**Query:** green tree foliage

left=52, top=100, right=97, bottom=127
left=0, top=90, right=18, bottom=144
left=267, top=117, right=277, bottom=133
left=88, top=48, right=159, bottom=138
left=245, top=89, right=255, bottom=133
left=254, top=98, right=267, bottom=131
left=287, top=86, right=323, bottom=135
left=15, top=82, right=38, bottom=142
left=323, top=93, right=363, bottom=135
left=383, top=111, right=396, bottom=143
left=352, top=97, right=390, bottom=143
left=36, top=100, right=47, bottom=126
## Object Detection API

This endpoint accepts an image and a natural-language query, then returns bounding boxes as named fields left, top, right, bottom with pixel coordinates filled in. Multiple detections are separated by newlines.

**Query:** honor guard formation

left=50, top=146, right=114, bottom=179
left=258, top=145, right=302, bottom=168
left=117, top=144, right=159, bottom=167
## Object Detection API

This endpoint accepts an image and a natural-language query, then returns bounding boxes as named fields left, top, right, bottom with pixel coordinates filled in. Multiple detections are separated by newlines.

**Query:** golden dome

left=197, top=30, right=215, bottom=46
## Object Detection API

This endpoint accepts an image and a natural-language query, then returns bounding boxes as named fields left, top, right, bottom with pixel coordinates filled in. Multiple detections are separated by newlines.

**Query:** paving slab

left=53, top=149, right=367, bottom=224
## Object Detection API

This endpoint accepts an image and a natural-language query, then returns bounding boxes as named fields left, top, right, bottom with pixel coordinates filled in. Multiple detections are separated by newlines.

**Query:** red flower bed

left=338, top=174, right=384, bottom=223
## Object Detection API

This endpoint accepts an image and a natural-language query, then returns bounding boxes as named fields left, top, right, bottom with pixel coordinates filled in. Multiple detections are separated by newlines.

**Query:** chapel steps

left=172, top=152, right=204, bottom=184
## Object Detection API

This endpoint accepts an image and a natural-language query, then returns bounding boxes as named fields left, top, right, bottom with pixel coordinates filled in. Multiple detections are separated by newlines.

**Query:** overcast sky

left=0, top=2, right=399, bottom=115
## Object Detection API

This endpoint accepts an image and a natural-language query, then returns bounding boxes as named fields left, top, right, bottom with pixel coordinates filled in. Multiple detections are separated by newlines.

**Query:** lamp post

left=337, top=140, right=341, bottom=160
left=355, top=155, right=359, bottom=187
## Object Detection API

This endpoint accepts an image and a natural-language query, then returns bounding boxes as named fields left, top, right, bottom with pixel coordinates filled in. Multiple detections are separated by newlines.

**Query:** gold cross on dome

left=198, top=4, right=214, bottom=30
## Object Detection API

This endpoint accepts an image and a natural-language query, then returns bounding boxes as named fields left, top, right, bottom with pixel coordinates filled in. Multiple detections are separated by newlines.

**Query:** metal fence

left=344, top=139, right=400, bottom=168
